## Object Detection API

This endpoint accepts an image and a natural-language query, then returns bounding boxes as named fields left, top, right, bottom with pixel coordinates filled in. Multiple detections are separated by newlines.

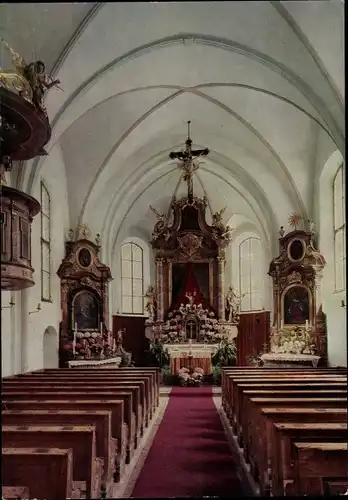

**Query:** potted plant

left=211, top=339, right=237, bottom=367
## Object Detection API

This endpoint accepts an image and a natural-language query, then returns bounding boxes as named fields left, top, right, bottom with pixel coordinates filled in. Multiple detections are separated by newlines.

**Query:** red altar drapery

left=171, top=263, right=209, bottom=310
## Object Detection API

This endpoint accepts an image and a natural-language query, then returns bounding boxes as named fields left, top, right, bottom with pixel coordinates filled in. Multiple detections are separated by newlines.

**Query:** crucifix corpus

left=169, top=121, right=210, bottom=201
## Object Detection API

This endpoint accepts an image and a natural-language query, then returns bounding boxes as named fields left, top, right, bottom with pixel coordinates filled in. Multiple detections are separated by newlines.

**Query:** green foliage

left=211, top=365, right=221, bottom=385
left=147, top=339, right=170, bottom=368
left=212, top=340, right=237, bottom=367
left=160, top=364, right=174, bottom=385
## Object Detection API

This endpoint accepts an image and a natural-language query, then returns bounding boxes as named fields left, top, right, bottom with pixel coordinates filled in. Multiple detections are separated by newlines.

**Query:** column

left=217, top=254, right=226, bottom=321
left=156, top=257, right=164, bottom=322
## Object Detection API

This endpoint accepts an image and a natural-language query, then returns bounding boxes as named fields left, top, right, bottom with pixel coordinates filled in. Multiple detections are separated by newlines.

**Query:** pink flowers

left=178, top=367, right=204, bottom=386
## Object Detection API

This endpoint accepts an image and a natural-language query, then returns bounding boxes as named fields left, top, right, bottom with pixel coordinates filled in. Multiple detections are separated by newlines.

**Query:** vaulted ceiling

left=2, top=1, right=344, bottom=258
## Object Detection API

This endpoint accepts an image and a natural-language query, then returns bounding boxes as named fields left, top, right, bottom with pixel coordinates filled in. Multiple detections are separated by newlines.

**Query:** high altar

left=145, top=124, right=238, bottom=375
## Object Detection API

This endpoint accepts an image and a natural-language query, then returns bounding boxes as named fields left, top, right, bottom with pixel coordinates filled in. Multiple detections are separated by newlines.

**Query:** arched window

left=40, top=181, right=51, bottom=301
left=333, top=164, right=346, bottom=292
left=239, top=237, right=262, bottom=311
left=121, top=242, right=144, bottom=314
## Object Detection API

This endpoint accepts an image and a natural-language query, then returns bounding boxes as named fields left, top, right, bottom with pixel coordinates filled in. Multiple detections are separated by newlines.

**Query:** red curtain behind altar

left=171, top=263, right=210, bottom=310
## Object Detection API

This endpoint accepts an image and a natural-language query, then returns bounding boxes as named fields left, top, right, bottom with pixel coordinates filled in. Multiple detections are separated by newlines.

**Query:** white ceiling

left=3, top=1, right=343, bottom=257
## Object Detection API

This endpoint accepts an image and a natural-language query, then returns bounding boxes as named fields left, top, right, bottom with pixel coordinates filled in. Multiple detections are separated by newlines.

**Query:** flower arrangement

left=178, top=367, right=205, bottom=386
left=270, top=326, right=316, bottom=355
left=160, top=302, right=221, bottom=344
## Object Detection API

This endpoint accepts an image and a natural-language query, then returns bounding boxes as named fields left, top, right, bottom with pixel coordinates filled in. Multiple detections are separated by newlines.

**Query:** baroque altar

left=145, top=123, right=239, bottom=374
left=261, top=217, right=327, bottom=368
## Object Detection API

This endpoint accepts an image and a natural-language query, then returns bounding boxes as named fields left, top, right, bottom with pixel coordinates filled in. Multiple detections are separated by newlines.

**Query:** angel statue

left=226, top=286, right=244, bottom=322
left=1, top=39, right=61, bottom=114
left=212, top=207, right=227, bottom=231
left=149, top=205, right=170, bottom=241
left=145, top=285, right=157, bottom=321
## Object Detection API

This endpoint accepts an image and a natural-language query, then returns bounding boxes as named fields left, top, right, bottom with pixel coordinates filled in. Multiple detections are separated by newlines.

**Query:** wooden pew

left=236, top=387, right=346, bottom=438
left=2, top=447, right=73, bottom=500
left=2, top=398, right=126, bottom=480
left=2, top=424, right=102, bottom=499
left=2, top=382, right=143, bottom=446
left=2, top=389, right=136, bottom=461
left=224, top=373, right=347, bottom=419
left=293, top=442, right=348, bottom=496
left=230, top=381, right=347, bottom=425
left=245, top=398, right=347, bottom=495
left=9, top=374, right=152, bottom=429
left=226, top=375, right=347, bottom=426
left=23, top=367, right=160, bottom=410
left=255, top=407, right=348, bottom=495
left=221, top=367, right=347, bottom=409
left=2, top=409, right=117, bottom=486
left=1, top=486, right=30, bottom=499
left=270, top=422, right=348, bottom=496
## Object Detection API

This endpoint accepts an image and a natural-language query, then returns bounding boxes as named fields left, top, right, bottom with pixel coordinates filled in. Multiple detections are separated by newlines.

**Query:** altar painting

left=72, top=290, right=100, bottom=330
left=283, top=285, right=310, bottom=325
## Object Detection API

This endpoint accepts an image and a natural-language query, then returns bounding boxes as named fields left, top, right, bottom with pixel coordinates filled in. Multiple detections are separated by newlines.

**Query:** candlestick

left=73, top=328, right=76, bottom=355
left=305, top=319, right=309, bottom=330
left=280, top=320, right=283, bottom=329
left=113, top=338, right=116, bottom=350
left=100, top=322, right=103, bottom=334
left=74, top=322, right=77, bottom=331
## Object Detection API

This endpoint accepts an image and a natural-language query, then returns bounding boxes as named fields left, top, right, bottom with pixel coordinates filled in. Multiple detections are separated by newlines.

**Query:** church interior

left=1, top=2, right=346, bottom=499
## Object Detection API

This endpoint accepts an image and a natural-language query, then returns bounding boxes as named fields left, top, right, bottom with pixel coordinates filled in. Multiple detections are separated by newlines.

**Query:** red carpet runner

left=130, top=386, right=247, bottom=498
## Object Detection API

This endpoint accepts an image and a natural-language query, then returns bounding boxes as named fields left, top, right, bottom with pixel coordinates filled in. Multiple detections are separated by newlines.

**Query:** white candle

left=74, top=322, right=77, bottom=331
left=73, top=328, right=76, bottom=355
left=305, top=319, right=309, bottom=330
left=280, top=320, right=284, bottom=329
left=113, top=339, right=116, bottom=350
left=100, top=322, right=103, bottom=334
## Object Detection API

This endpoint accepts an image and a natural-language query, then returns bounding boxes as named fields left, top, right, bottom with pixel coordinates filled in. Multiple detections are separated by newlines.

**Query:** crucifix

left=169, top=121, right=210, bottom=201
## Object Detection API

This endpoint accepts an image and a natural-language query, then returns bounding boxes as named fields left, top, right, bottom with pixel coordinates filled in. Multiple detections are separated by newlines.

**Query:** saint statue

left=225, top=286, right=244, bottom=322
left=145, top=285, right=157, bottom=321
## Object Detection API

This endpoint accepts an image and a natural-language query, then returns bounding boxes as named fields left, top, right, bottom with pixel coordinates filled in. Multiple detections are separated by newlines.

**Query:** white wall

left=318, top=149, right=346, bottom=367
left=2, top=144, right=70, bottom=376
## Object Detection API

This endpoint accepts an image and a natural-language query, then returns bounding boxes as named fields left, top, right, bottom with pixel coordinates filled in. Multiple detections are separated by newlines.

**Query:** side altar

left=261, top=218, right=327, bottom=368
left=144, top=123, right=239, bottom=375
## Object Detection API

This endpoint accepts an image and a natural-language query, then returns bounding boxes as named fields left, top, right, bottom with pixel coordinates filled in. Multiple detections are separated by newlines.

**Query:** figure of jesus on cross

left=169, top=121, right=210, bottom=201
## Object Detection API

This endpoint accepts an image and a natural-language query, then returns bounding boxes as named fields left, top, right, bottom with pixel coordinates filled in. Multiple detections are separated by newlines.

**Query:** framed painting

left=72, top=290, right=100, bottom=330
left=283, top=285, right=310, bottom=325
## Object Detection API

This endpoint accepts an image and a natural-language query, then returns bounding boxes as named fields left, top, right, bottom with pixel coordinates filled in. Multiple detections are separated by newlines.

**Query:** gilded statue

left=145, top=285, right=157, bottom=321
left=226, top=286, right=244, bottom=322
left=1, top=39, right=61, bottom=114
left=149, top=205, right=170, bottom=241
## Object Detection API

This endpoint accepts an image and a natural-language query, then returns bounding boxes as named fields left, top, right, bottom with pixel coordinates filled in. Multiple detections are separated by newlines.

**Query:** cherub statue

left=145, top=285, right=157, bottom=321
left=1, top=39, right=61, bottom=114
left=225, top=286, right=244, bottom=322
left=149, top=205, right=170, bottom=241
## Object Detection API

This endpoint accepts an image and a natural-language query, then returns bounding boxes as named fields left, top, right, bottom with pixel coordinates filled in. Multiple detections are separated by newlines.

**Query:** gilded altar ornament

left=77, top=223, right=91, bottom=239
left=211, top=207, right=233, bottom=244
left=288, top=212, right=302, bottom=230
left=149, top=205, right=170, bottom=242
left=1, top=39, right=62, bottom=114
left=68, top=228, right=74, bottom=241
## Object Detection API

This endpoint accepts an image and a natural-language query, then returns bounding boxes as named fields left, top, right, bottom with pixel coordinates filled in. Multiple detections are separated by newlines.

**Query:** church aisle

left=130, top=386, right=248, bottom=498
